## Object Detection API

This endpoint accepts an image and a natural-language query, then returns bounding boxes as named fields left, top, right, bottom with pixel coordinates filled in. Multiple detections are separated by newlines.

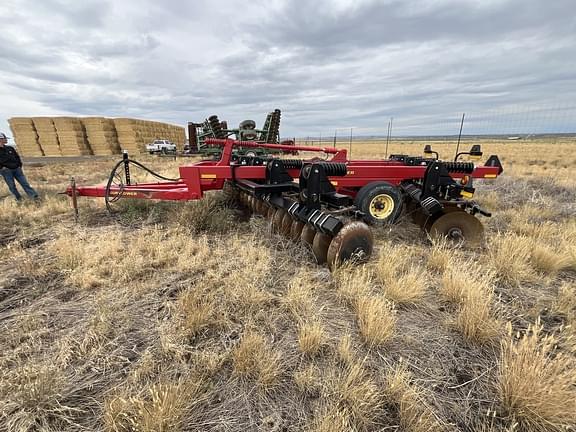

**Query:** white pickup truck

left=146, top=139, right=177, bottom=154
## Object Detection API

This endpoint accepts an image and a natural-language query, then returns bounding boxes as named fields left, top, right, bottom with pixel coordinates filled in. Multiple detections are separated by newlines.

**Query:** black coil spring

left=317, top=162, right=347, bottom=176
left=444, top=161, right=474, bottom=173
left=279, top=159, right=303, bottom=169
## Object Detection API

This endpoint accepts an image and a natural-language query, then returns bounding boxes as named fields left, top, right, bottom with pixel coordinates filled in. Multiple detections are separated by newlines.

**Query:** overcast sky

left=1, top=0, right=575, bottom=138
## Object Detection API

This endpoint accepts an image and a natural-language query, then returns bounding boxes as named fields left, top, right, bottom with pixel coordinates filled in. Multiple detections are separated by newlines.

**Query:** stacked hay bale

left=8, top=116, right=184, bottom=156
left=114, top=118, right=186, bottom=153
left=32, top=117, right=61, bottom=156
left=7, top=118, right=44, bottom=156
left=81, top=117, right=121, bottom=155
left=113, top=118, right=142, bottom=153
left=149, top=121, right=186, bottom=148
left=53, top=117, right=92, bottom=156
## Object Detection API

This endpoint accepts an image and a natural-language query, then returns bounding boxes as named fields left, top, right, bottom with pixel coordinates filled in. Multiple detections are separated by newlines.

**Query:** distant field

left=1, top=138, right=575, bottom=431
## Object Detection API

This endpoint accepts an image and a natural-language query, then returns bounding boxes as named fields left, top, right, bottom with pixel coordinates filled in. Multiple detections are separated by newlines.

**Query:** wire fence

left=293, top=103, right=576, bottom=147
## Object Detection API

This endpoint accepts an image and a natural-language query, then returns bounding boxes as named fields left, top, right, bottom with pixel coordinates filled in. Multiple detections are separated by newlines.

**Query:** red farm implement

left=66, top=138, right=503, bottom=269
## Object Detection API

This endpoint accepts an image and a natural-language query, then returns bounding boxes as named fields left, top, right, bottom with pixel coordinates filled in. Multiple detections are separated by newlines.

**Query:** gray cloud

left=1, top=0, right=575, bottom=138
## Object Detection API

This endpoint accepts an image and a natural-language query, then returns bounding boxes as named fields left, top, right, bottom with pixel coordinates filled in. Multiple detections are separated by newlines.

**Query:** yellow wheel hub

left=369, top=194, right=395, bottom=219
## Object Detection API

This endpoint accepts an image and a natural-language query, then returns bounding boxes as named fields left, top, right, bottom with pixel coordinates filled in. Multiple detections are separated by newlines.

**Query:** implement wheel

left=355, top=182, right=403, bottom=225
left=427, top=211, right=484, bottom=247
left=312, top=232, right=332, bottom=264
left=327, top=222, right=373, bottom=270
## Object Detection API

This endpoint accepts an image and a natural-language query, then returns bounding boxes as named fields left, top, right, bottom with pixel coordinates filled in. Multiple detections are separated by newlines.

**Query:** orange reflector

left=460, top=175, right=470, bottom=186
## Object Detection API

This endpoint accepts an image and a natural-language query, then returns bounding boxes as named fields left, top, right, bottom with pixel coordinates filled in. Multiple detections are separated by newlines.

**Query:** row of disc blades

left=227, top=185, right=374, bottom=270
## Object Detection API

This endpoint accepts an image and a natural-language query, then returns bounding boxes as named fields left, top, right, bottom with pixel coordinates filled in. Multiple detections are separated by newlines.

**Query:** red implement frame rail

left=67, top=138, right=502, bottom=201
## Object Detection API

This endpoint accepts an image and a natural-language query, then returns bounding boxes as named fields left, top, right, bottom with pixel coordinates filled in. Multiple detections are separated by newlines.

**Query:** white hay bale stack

left=8, top=117, right=44, bottom=157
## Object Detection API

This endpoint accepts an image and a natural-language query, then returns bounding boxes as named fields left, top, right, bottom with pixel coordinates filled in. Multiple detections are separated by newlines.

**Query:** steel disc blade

left=281, top=213, right=294, bottom=236
left=253, top=199, right=262, bottom=215
left=428, top=211, right=484, bottom=246
left=290, top=220, right=305, bottom=241
left=272, top=209, right=287, bottom=233
left=260, top=201, right=270, bottom=217
left=424, top=206, right=462, bottom=231
left=312, top=232, right=332, bottom=264
left=327, top=221, right=374, bottom=270
left=259, top=201, right=269, bottom=216
left=301, top=224, right=316, bottom=246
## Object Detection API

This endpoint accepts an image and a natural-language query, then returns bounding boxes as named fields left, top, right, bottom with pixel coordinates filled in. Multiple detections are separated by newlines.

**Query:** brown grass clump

left=356, top=296, right=397, bottom=346
left=103, top=378, right=207, bottom=432
left=385, top=364, right=443, bottom=432
left=298, top=321, right=326, bottom=356
left=487, top=233, right=534, bottom=285
left=311, top=406, right=353, bottom=432
left=554, top=282, right=576, bottom=323
left=383, top=270, right=427, bottom=305
left=497, top=321, right=576, bottom=430
left=441, top=265, right=500, bottom=344
left=172, top=192, right=236, bottom=234
left=374, top=242, right=415, bottom=283
left=530, top=243, right=572, bottom=276
left=426, top=239, right=455, bottom=273
left=325, top=362, right=383, bottom=428
left=337, top=333, right=355, bottom=365
left=2, top=363, right=72, bottom=431
left=333, top=265, right=373, bottom=305
left=232, top=331, right=282, bottom=388
left=293, top=364, right=321, bottom=396
left=374, top=242, right=427, bottom=304
left=455, top=289, right=500, bottom=344
left=284, top=271, right=317, bottom=321
left=440, top=265, right=474, bottom=304
left=178, top=288, right=217, bottom=337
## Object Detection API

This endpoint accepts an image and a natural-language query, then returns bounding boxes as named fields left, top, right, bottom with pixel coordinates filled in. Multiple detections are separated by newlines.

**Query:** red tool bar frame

left=67, top=138, right=501, bottom=201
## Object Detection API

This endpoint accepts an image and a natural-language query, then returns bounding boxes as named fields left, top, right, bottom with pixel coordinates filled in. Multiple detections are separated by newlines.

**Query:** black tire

left=354, top=182, right=403, bottom=225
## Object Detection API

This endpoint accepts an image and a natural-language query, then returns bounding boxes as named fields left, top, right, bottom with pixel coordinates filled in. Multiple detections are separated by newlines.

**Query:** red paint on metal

left=65, top=138, right=502, bottom=202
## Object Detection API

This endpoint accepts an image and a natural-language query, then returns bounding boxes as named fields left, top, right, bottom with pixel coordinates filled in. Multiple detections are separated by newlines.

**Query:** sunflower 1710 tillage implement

left=66, top=138, right=503, bottom=269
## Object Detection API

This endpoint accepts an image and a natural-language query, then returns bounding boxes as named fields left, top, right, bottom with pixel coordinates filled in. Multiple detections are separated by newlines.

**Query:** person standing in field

left=0, top=132, right=39, bottom=201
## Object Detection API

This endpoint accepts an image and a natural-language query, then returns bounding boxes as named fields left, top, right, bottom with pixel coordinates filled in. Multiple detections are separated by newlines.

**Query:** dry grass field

left=1, top=138, right=575, bottom=431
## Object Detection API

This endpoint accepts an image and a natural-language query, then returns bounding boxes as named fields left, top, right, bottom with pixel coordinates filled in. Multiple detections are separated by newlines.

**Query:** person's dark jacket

left=0, top=146, right=22, bottom=169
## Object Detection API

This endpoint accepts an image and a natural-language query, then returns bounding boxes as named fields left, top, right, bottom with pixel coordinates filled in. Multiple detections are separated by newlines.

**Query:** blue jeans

left=1, top=167, right=39, bottom=201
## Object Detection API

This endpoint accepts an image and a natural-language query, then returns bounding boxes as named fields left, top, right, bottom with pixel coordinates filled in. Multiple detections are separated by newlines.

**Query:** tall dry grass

left=498, top=321, right=576, bottom=430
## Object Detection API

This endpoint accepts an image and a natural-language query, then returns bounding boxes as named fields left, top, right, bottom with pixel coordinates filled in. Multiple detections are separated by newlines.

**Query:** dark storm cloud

left=257, top=0, right=576, bottom=52
left=1, top=0, right=575, bottom=137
